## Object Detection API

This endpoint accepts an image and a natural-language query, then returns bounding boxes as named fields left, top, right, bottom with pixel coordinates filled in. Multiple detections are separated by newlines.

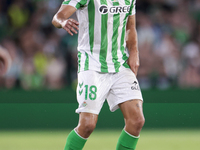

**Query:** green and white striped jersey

left=62, top=0, right=136, bottom=73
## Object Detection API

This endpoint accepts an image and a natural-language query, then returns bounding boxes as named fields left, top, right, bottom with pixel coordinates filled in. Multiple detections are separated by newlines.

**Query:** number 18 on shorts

left=76, top=69, right=143, bottom=115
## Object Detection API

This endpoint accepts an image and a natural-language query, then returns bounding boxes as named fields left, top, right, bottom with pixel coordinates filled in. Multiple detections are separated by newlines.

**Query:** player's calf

left=64, top=112, right=98, bottom=150
left=117, top=99, right=145, bottom=150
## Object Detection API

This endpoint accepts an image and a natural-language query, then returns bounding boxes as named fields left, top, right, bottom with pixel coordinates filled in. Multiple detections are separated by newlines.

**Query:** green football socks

left=116, top=129, right=139, bottom=150
left=64, top=129, right=87, bottom=150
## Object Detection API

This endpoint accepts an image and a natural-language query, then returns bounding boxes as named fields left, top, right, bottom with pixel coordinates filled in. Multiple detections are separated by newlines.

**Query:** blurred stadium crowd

left=0, top=0, right=200, bottom=90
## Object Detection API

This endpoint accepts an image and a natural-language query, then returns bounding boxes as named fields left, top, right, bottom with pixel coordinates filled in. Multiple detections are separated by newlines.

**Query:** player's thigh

left=107, top=68, right=143, bottom=112
left=76, top=70, right=111, bottom=114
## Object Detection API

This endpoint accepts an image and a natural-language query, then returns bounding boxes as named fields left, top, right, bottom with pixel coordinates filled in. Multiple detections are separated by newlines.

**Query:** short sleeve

left=129, top=0, right=136, bottom=16
left=62, top=0, right=88, bottom=9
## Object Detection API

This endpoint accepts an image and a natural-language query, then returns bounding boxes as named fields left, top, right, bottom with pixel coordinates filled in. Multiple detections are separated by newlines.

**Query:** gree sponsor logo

left=99, top=5, right=130, bottom=14
left=99, top=5, right=108, bottom=14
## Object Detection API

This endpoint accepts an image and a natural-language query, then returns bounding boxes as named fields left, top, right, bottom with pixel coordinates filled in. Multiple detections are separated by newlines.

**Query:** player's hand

left=0, top=47, right=12, bottom=76
left=127, top=50, right=140, bottom=76
left=61, top=18, right=79, bottom=36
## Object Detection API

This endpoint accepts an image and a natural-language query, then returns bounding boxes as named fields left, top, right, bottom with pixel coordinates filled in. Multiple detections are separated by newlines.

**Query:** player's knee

left=127, top=116, right=145, bottom=130
left=136, top=116, right=145, bottom=129
left=82, top=121, right=96, bottom=134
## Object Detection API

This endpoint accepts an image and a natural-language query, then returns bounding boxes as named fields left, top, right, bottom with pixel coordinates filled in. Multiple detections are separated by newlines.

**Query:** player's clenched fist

left=61, top=19, right=79, bottom=36
left=0, top=46, right=12, bottom=76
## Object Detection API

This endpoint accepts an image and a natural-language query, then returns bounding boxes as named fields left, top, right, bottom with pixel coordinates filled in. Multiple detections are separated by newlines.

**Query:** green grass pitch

left=0, top=129, right=200, bottom=150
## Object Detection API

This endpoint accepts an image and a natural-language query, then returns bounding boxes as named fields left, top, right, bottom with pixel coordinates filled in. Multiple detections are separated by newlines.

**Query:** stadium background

left=0, top=0, right=200, bottom=150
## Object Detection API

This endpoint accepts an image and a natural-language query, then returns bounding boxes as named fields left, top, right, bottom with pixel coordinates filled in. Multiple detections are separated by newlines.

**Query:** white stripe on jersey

left=89, top=0, right=102, bottom=72
left=106, top=7, right=115, bottom=72
left=118, top=0, right=128, bottom=71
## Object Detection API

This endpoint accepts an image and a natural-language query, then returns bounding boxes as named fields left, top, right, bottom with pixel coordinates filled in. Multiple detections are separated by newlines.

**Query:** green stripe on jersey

left=88, top=0, right=95, bottom=54
left=120, top=0, right=131, bottom=69
left=100, top=0, right=108, bottom=72
left=78, top=51, right=82, bottom=72
left=125, top=0, right=130, bottom=5
left=112, top=2, right=120, bottom=72
left=62, top=0, right=87, bottom=9
left=129, top=0, right=135, bottom=15
left=62, top=0, right=70, bottom=5
left=75, top=0, right=88, bottom=9
left=84, top=53, right=89, bottom=71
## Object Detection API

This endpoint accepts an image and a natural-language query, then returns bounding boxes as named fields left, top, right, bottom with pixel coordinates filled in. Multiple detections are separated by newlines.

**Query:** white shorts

left=76, top=68, right=143, bottom=115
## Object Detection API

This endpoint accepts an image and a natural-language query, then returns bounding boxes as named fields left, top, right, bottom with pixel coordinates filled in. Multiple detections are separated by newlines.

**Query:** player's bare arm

left=52, top=5, right=79, bottom=36
left=0, top=47, right=12, bottom=76
left=126, top=15, right=139, bottom=76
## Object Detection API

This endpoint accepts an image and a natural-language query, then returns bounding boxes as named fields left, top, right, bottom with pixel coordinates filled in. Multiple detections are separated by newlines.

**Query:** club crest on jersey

left=111, top=0, right=119, bottom=2
left=82, top=101, right=87, bottom=107
left=99, top=5, right=130, bottom=14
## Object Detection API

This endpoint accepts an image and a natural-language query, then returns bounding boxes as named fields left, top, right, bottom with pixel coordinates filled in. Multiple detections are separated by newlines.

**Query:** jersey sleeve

left=62, top=0, right=88, bottom=9
left=129, top=0, right=136, bottom=16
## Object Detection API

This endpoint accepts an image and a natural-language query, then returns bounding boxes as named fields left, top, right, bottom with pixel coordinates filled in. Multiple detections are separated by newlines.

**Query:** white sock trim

left=124, top=129, right=140, bottom=138
left=74, top=129, right=88, bottom=140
